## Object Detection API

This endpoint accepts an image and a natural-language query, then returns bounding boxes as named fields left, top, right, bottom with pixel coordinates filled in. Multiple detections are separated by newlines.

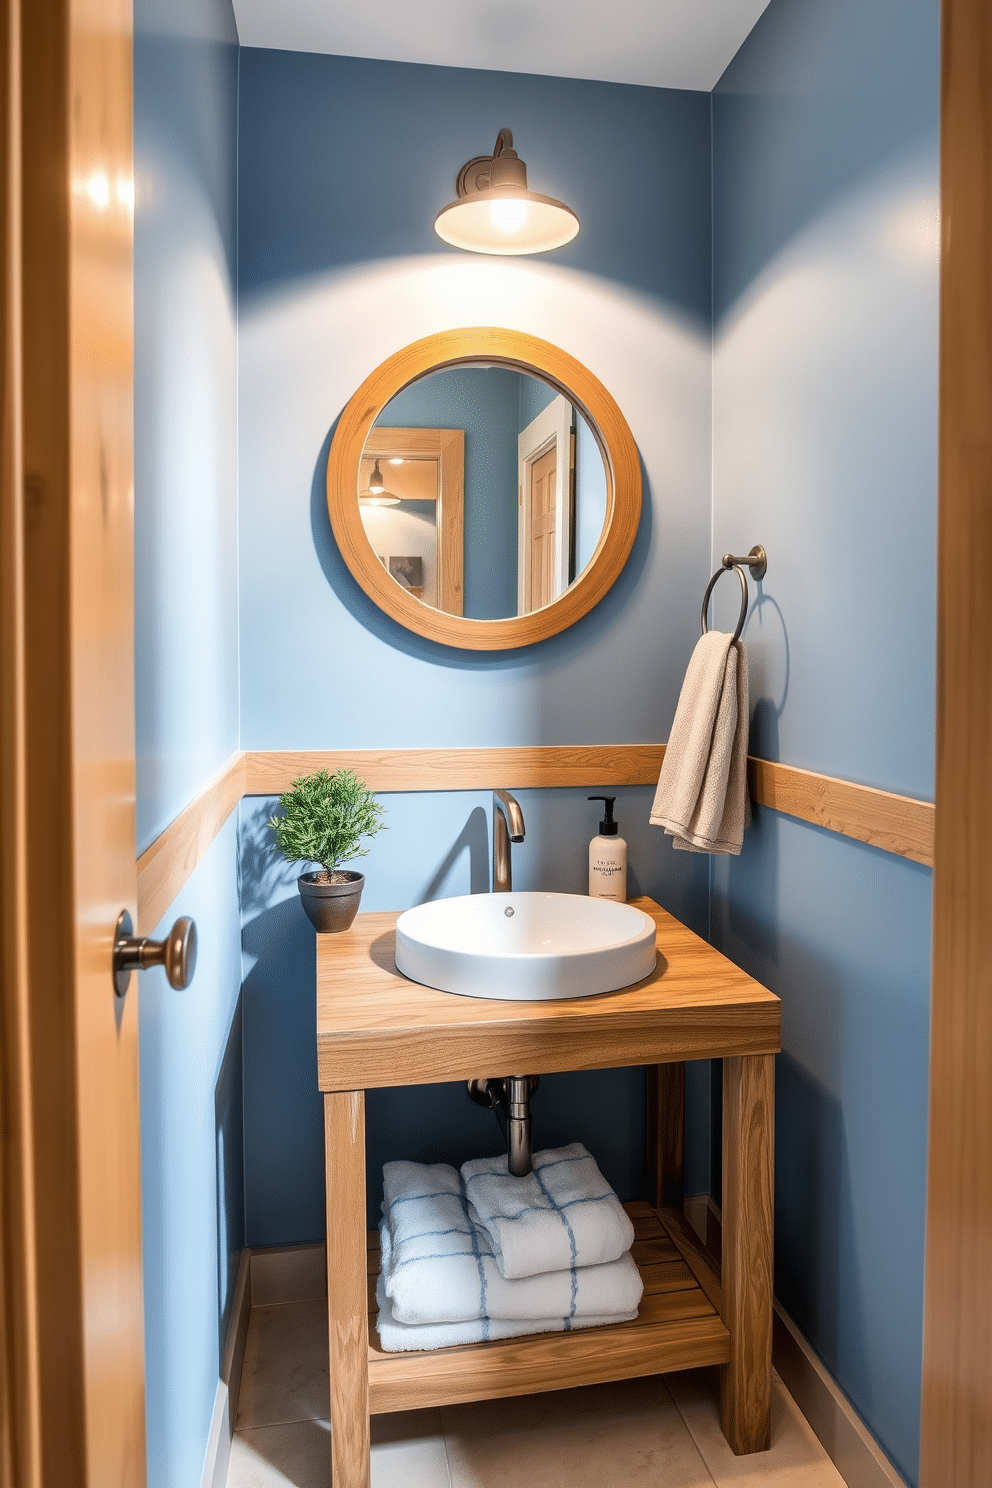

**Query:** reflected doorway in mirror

left=359, top=426, right=464, bottom=615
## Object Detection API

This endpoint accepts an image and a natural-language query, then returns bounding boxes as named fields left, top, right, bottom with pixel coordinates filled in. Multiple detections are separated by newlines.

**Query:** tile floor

left=228, top=1296, right=848, bottom=1487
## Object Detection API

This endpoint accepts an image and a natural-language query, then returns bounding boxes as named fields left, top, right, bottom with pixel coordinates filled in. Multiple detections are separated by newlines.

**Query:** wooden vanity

left=316, top=896, right=780, bottom=1488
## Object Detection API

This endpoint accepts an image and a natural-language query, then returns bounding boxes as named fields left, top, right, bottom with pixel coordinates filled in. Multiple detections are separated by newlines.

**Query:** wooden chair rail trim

left=135, top=745, right=935, bottom=928
left=135, top=750, right=246, bottom=933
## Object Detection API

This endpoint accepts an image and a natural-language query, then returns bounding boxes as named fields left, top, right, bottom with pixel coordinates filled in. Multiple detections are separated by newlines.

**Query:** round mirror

left=327, top=329, right=641, bottom=650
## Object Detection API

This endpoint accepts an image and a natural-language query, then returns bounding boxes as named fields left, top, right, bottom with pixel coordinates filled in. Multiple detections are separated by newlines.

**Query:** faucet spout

left=492, top=790, right=525, bottom=893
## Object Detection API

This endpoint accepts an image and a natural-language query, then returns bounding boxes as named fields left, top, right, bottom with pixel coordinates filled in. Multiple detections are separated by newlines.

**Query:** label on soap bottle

left=589, top=837, right=627, bottom=901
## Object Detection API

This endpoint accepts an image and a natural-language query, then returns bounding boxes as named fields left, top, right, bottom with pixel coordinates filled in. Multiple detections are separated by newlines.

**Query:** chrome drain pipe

left=467, top=1075, right=539, bottom=1176
left=505, top=1075, right=533, bottom=1177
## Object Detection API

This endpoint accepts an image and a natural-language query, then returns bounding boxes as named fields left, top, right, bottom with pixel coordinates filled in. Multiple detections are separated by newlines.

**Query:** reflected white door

left=517, top=394, right=573, bottom=614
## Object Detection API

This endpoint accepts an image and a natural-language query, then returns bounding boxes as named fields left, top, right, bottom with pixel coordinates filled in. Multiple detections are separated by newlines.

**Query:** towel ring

left=701, top=545, right=767, bottom=644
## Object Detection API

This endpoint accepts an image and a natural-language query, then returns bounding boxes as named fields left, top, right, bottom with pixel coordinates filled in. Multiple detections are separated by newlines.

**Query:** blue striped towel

left=374, top=1266, right=638, bottom=1354
left=380, top=1159, right=641, bottom=1328
left=462, top=1143, right=636, bottom=1280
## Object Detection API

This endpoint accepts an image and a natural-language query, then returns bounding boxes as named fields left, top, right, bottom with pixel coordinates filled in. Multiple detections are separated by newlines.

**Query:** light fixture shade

left=359, top=457, right=401, bottom=506
left=434, top=129, right=579, bottom=256
left=435, top=191, right=579, bottom=255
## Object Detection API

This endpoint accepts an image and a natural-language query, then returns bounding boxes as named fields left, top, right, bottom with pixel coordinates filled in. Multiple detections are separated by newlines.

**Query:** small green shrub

left=268, top=768, right=386, bottom=880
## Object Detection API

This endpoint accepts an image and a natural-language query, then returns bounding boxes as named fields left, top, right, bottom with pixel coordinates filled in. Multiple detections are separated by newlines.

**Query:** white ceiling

left=230, top=0, right=772, bottom=93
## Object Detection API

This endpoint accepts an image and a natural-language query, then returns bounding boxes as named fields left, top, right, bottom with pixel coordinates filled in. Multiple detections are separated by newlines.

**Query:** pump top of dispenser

left=588, top=796, right=619, bottom=836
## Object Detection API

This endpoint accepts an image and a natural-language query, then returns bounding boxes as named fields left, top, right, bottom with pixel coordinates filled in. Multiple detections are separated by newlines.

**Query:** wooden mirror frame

left=326, top=328, right=642, bottom=650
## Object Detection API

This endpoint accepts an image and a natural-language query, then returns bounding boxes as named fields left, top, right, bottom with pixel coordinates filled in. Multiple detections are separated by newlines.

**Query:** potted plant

left=268, top=768, right=387, bottom=933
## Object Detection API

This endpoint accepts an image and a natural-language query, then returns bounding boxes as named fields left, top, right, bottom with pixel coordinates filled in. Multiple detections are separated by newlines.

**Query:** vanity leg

left=645, top=1061, right=685, bottom=1208
left=324, top=1091, right=370, bottom=1488
left=720, top=1053, right=774, bottom=1454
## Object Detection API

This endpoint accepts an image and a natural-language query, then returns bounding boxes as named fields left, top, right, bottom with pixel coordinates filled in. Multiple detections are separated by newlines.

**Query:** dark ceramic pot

left=298, top=870, right=365, bottom=933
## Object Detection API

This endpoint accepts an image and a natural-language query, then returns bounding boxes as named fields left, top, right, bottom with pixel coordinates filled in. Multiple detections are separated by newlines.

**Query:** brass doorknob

left=113, top=909, right=197, bottom=998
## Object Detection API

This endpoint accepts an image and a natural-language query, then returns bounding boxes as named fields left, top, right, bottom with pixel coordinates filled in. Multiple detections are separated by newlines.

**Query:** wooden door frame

left=362, top=426, right=465, bottom=615
left=1, top=1, right=143, bottom=1484
left=920, top=1, right=992, bottom=1482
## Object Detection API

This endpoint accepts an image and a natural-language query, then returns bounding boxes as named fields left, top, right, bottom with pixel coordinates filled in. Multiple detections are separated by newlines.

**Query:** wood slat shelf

left=364, top=1204, right=730, bottom=1415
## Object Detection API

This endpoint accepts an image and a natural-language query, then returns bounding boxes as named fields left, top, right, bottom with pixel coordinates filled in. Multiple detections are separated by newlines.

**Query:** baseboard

left=223, top=1249, right=252, bottom=1424
left=249, top=1241, right=326, bottom=1306
left=683, top=1195, right=908, bottom=1488
left=200, top=1249, right=251, bottom=1488
left=200, top=1382, right=232, bottom=1488
left=772, top=1304, right=909, bottom=1488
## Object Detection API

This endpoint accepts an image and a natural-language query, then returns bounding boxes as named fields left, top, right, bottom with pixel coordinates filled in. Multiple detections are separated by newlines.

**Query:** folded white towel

left=649, top=629, right=751, bottom=855
left=381, top=1160, right=642, bottom=1325
left=374, top=1272, right=638, bottom=1353
left=460, top=1143, right=635, bottom=1280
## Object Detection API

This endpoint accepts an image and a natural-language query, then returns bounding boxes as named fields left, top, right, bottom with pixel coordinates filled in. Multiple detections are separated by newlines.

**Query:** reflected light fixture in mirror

left=358, top=458, right=400, bottom=507
left=434, top=129, right=580, bottom=255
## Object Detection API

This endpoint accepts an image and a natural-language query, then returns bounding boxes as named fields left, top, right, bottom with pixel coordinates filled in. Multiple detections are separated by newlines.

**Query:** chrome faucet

left=478, top=790, right=531, bottom=1173
left=492, top=789, right=525, bottom=892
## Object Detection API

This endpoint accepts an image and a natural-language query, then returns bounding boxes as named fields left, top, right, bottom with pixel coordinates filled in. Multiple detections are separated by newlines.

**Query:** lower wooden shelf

left=365, top=1202, right=730, bottom=1414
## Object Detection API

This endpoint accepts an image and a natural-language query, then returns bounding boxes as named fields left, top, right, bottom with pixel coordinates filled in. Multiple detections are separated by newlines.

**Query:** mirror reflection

left=358, top=365, right=609, bottom=621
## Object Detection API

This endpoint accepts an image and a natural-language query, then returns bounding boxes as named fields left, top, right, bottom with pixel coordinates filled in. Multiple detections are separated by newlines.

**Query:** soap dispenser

left=587, top=796, right=627, bottom=902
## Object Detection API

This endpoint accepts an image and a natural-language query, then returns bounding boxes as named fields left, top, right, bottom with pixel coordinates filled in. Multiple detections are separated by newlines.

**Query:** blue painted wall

left=575, top=415, right=608, bottom=578
left=139, top=821, right=244, bottom=1488
left=134, top=4, right=244, bottom=1485
left=134, top=2, right=241, bottom=854
left=236, top=50, right=715, bottom=1241
left=711, top=1, right=939, bottom=1481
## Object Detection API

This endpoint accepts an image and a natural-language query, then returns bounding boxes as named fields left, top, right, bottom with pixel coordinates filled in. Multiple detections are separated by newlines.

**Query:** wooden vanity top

left=316, top=897, right=780, bottom=1092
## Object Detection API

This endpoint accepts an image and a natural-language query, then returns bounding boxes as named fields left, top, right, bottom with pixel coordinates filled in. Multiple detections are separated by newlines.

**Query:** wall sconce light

left=359, top=459, right=400, bottom=506
left=434, top=129, right=580, bottom=256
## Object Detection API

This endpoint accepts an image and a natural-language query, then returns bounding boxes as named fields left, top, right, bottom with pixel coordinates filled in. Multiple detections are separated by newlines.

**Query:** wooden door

left=920, top=1, right=992, bottom=1482
left=1, top=1, right=145, bottom=1484
left=526, top=445, right=557, bottom=612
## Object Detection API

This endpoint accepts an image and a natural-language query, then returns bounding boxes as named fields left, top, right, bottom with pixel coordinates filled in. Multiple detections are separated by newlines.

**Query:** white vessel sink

left=394, top=892, right=657, bottom=1001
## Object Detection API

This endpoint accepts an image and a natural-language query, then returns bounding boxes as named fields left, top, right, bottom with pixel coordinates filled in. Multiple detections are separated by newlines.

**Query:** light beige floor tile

left=666, top=1368, right=847, bottom=1486
left=228, top=1419, right=331, bottom=1488
left=370, top=1409, right=452, bottom=1488
left=236, top=1301, right=329, bottom=1429
left=442, top=1376, right=717, bottom=1488
left=228, top=1413, right=450, bottom=1488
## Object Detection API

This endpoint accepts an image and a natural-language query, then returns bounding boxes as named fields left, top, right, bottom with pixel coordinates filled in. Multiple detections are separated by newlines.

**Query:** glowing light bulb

left=489, top=198, right=528, bottom=234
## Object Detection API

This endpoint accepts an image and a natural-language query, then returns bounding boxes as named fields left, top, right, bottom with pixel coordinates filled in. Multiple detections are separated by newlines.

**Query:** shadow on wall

left=422, top=806, right=489, bottom=897
left=237, top=49, right=713, bottom=319
left=775, top=1051, right=870, bottom=1393
left=713, top=0, right=939, bottom=318
left=215, top=996, right=244, bottom=1355
left=239, top=796, right=299, bottom=917
left=241, top=890, right=324, bottom=1246
left=709, top=662, right=786, bottom=1206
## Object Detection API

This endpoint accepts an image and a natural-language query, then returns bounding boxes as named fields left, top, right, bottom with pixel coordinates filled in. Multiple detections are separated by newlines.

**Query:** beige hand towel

left=650, top=630, right=751, bottom=855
